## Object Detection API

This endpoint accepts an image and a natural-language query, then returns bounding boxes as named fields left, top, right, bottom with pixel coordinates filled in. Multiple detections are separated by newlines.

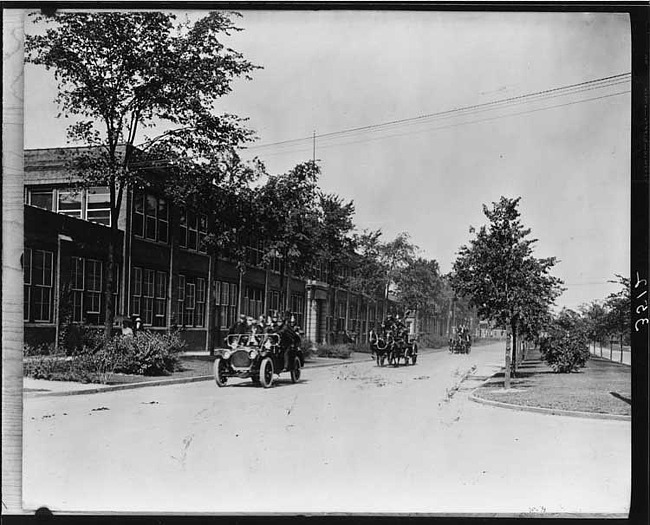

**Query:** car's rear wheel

left=259, top=357, right=274, bottom=388
left=213, top=358, right=228, bottom=387
left=290, top=356, right=302, bottom=383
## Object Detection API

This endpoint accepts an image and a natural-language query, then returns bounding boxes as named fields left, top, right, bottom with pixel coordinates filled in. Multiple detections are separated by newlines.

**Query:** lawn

left=473, top=347, right=631, bottom=417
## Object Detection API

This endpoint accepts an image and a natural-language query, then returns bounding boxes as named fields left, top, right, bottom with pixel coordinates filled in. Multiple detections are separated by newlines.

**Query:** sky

left=23, top=9, right=632, bottom=311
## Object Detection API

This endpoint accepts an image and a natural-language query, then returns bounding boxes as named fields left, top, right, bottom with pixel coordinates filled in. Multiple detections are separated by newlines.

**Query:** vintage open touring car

left=213, top=333, right=304, bottom=388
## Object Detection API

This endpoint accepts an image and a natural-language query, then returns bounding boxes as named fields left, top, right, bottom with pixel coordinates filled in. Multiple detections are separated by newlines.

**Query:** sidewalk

left=470, top=346, right=631, bottom=420
left=23, top=350, right=375, bottom=397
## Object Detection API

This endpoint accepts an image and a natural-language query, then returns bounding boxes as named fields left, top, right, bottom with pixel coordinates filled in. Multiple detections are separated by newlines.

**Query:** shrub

left=418, top=333, right=449, bottom=349
left=24, top=330, right=185, bottom=383
left=23, top=342, right=57, bottom=357
left=539, top=331, right=590, bottom=373
left=60, top=322, right=104, bottom=356
left=24, top=350, right=117, bottom=384
left=110, top=331, right=185, bottom=376
left=316, top=343, right=352, bottom=359
left=299, top=338, right=316, bottom=360
left=349, top=342, right=372, bottom=354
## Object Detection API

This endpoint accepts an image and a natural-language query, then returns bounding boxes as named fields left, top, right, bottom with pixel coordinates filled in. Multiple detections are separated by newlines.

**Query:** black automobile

left=213, top=333, right=304, bottom=388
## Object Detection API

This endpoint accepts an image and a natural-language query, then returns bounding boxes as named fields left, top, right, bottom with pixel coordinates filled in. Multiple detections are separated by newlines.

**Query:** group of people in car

left=227, top=311, right=301, bottom=370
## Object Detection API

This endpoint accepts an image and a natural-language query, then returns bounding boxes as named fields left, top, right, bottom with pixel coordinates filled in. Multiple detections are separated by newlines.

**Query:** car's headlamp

left=248, top=349, right=258, bottom=359
left=223, top=349, right=231, bottom=359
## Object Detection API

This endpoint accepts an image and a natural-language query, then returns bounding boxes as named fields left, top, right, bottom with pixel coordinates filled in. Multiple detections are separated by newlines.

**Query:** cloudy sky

left=24, top=9, right=631, bottom=311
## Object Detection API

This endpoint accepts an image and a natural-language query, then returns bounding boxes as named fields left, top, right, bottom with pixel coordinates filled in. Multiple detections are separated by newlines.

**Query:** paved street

left=23, top=341, right=630, bottom=515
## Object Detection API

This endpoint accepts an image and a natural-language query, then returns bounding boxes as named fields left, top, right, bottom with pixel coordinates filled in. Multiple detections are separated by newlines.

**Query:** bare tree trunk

left=511, top=319, right=518, bottom=376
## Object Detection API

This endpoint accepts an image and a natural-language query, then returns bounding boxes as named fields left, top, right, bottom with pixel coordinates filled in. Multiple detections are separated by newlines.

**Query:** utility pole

left=312, top=130, right=316, bottom=164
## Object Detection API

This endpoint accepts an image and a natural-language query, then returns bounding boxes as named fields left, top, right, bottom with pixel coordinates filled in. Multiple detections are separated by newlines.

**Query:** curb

left=26, top=356, right=376, bottom=398
left=28, top=375, right=214, bottom=398
left=469, top=389, right=631, bottom=422
left=589, top=354, right=631, bottom=367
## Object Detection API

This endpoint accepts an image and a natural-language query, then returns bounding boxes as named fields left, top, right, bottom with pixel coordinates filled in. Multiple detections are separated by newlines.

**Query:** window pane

left=143, top=297, right=153, bottom=325
left=133, top=192, right=144, bottom=237
left=178, top=275, right=186, bottom=302
left=132, top=267, right=142, bottom=296
left=158, top=199, right=168, bottom=221
left=58, top=191, right=82, bottom=215
left=32, top=251, right=44, bottom=286
left=214, top=281, right=221, bottom=305
left=71, top=257, right=84, bottom=290
left=144, top=269, right=155, bottom=298
left=87, top=210, right=111, bottom=226
left=146, top=194, right=157, bottom=216
left=156, top=272, right=167, bottom=299
left=73, top=291, right=83, bottom=322
left=196, top=278, right=205, bottom=303
left=187, top=211, right=196, bottom=230
left=30, top=190, right=53, bottom=211
left=158, top=219, right=168, bottom=244
left=187, top=283, right=196, bottom=310
left=33, top=287, right=51, bottom=322
left=86, top=260, right=102, bottom=292
left=146, top=216, right=156, bottom=240
left=87, top=187, right=110, bottom=209
left=195, top=303, right=205, bottom=328
left=86, top=291, right=101, bottom=314
left=131, top=296, right=141, bottom=316
left=133, top=213, right=144, bottom=238
left=43, top=252, right=53, bottom=287
left=145, top=195, right=157, bottom=240
left=179, top=209, right=187, bottom=247
left=188, top=229, right=197, bottom=251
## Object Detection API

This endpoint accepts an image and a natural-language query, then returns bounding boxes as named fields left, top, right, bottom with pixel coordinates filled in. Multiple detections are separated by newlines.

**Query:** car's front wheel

left=259, top=357, right=274, bottom=388
left=213, top=358, right=228, bottom=387
left=290, top=356, right=302, bottom=383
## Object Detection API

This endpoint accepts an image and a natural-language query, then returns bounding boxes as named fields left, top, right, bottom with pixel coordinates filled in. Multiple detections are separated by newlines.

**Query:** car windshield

left=226, top=333, right=279, bottom=348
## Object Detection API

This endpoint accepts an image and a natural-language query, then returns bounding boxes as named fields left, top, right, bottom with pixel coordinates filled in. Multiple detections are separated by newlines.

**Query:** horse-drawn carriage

left=369, top=328, right=418, bottom=366
left=449, top=327, right=472, bottom=354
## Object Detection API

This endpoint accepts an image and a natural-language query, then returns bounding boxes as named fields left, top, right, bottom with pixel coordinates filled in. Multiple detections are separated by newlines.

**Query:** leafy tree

left=539, top=308, right=590, bottom=373
left=26, top=11, right=258, bottom=338
left=579, top=300, right=609, bottom=350
left=604, top=275, right=631, bottom=348
left=395, top=257, right=443, bottom=317
left=379, top=232, right=418, bottom=300
left=313, top=192, right=356, bottom=287
left=257, top=161, right=321, bottom=311
left=450, top=196, right=564, bottom=374
left=348, top=229, right=387, bottom=298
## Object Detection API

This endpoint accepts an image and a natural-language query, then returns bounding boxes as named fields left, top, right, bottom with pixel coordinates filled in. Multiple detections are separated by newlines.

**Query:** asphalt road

left=23, top=341, right=630, bottom=515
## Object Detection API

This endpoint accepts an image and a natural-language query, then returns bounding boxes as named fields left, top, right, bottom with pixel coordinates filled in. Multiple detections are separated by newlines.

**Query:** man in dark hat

left=277, top=310, right=300, bottom=370
left=228, top=314, right=249, bottom=344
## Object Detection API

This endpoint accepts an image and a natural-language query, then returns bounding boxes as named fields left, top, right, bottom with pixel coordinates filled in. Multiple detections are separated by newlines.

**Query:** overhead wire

left=246, top=73, right=631, bottom=155
left=256, top=87, right=631, bottom=158
left=126, top=73, right=631, bottom=169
